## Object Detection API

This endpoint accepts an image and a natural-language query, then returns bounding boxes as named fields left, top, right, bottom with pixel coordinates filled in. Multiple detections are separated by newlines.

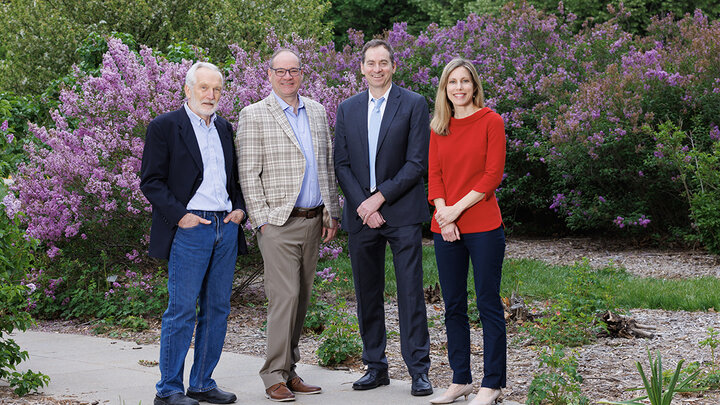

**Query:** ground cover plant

left=526, top=345, right=589, bottom=405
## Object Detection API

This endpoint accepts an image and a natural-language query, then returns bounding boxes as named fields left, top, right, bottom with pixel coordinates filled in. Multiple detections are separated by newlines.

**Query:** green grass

left=502, top=259, right=720, bottom=312
left=318, top=245, right=720, bottom=312
left=616, top=276, right=720, bottom=311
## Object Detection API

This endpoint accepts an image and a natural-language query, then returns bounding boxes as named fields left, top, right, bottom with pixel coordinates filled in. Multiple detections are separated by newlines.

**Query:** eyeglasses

left=270, top=67, right=302, bottom=77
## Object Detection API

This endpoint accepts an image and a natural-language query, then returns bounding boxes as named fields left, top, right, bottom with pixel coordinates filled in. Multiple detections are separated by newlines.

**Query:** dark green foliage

left=650, top=121, right=720, bottom=253
left=0, top=0, right=332, bottom=93
left=689, top=192, right=720, bottom=253
left=326, top=0, right=430, bottom=46
left=0, top=215, right=50, bottom=396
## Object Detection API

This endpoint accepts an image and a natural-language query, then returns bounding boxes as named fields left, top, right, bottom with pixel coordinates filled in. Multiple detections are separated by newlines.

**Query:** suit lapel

left=357, top=91, right=370, bottom=163
left=216, top=119, right=234, bottom=178
left=303, top=96, right=321, bottom=163
left=266, top=95, right=301, bottom=150
left=178, top=108, right=203, bottom=171
left=376, top=85, right=400, bottom=153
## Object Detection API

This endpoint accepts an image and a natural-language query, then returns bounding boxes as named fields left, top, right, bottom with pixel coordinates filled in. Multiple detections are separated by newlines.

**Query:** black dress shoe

left=186, top=387, right=237, bottom=404
left=411, top=373, right=433, bottom=396
left=154, top=393, right=199, bottom=405
left=352, top=368, right=390, bottom=390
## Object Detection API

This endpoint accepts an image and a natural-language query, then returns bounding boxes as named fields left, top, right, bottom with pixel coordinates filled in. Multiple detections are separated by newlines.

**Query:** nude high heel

left=469, top=387, right=502, bottom=405
left=429, top=383, right=474, bottom=404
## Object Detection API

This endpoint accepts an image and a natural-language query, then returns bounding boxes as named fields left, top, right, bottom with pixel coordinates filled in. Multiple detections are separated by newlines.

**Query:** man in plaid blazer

left=236, top=48, right=341, bottom=402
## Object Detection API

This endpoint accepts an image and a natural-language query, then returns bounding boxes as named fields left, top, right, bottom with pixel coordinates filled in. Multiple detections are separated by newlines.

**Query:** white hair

left=185, top=62, right=224, bottom=87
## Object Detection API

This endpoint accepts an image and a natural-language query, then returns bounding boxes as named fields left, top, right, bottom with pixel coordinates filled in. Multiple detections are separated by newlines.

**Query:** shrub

left=651, top=121, right=720, bottom=253
left=546, top=11, right=720, bottom=239
left=0, top=214, right=50, bottom=396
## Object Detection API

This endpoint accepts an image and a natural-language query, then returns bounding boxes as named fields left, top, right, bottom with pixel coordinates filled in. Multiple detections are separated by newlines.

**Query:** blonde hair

left=430, top=58, right=485, bottom=136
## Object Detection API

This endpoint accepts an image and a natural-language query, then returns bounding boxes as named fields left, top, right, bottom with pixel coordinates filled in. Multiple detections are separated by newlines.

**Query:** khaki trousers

left=257, top=215, right=322, bottom=388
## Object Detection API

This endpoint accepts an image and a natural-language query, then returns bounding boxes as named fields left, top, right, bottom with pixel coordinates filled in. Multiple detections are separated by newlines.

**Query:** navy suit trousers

left=348, top=223, right=431, bottom=376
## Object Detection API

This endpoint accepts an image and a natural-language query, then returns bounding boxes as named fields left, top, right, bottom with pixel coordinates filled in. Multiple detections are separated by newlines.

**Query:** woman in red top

left=427, top=58, right=506, bottom=405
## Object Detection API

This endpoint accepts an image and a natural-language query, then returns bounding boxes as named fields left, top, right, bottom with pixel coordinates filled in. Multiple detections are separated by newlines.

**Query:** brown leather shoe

left=265, top=382, right=295, bottom=402
left=287, top=376, right=322, bottom=395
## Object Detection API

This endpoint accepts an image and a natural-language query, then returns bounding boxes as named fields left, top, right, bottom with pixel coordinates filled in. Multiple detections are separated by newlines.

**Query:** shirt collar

left=184, top=103, right=217, bottom=127
left=272, top=91, right=304, bottom=112
left=368, top=84, right=392, bottom=107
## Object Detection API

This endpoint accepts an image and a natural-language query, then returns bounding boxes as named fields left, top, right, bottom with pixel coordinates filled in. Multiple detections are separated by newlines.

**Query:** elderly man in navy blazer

left=141, top=62, right=247, bottom=405
left=334, top=39, right=433, bottom=397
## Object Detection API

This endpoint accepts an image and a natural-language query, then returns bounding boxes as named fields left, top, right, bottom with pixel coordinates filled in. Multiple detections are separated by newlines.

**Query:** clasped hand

left=357, top=192, right=386, bottom=228
left=434, top=205, right=460, bottom=228
left=435, top=205, right=461, bottom=242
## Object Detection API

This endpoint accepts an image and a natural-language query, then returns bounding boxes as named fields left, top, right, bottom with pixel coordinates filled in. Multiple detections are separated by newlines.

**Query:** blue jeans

left=156, top=210, right=239, bottom=397
left=433, top=226, right=506, bottom=388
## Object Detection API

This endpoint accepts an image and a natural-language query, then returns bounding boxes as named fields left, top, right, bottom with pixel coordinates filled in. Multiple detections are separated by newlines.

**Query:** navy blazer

left=334, top=84, right=431, bottom=233
left=140, top=108, right=248, bottom=259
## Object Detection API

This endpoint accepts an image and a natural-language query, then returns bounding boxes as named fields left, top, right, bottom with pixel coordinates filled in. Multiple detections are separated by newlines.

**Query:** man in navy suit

left=141, top=62, right=247, bottom=405
left=334, top=39, right=433, bottom=397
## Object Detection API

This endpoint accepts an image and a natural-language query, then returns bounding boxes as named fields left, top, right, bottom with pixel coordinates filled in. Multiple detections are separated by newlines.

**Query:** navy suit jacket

left=140, top=108, right=248, bottom=259
left=334, top=84, right=431, bottom=234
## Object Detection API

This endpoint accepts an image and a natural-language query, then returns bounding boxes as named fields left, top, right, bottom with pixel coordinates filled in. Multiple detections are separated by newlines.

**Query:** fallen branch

left=597, top=310, right=656, bottom=339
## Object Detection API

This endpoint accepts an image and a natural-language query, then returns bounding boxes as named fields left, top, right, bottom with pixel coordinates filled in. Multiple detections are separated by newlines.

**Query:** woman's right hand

left=440, top=222, right=461, bottom=242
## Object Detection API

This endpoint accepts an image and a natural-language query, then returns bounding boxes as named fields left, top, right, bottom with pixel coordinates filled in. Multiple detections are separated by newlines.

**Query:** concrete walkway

left=10, top=331, right=521, bottom=405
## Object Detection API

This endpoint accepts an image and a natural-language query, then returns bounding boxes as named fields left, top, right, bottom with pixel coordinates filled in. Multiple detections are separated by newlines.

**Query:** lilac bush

left=546, top=10, right=720, bottom=235
left=3, top=40, right=188, bottom=262
left=2, top=33, right=360, bottom=278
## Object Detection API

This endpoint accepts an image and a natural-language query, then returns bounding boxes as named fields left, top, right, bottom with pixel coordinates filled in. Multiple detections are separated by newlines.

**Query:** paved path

left=10, top=331, right=521, bottom=405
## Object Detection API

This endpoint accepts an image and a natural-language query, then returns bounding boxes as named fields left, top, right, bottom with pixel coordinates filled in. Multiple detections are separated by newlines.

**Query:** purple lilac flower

left=316, top=267, right=336, bottom=282
left=549, top=194, right=566, bottom=211
left=710, top=125, right=720, bottom=141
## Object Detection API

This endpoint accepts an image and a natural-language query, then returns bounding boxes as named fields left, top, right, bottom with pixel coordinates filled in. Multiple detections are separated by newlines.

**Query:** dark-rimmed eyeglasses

left=270, top=67, right=302, bottom=77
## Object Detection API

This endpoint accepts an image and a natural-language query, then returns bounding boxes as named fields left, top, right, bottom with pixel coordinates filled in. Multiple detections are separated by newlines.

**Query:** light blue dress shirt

left=184, top=104, right=232, bottom=212
left=272, top=91, right=323, bottom=208
left=366, top=85, right=392, bottom=192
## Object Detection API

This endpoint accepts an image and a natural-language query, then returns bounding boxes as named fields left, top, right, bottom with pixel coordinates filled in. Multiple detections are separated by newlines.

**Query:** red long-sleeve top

left=428, top=107, right=506, bottom=234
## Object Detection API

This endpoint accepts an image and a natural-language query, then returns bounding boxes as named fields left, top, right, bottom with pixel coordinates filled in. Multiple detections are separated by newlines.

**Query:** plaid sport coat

left=236, top=94, right=341, bottom=228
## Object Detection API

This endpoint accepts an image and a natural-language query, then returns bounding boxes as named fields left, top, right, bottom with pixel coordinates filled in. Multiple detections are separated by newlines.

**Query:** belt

left=289, top=205, right=324, bottom=219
